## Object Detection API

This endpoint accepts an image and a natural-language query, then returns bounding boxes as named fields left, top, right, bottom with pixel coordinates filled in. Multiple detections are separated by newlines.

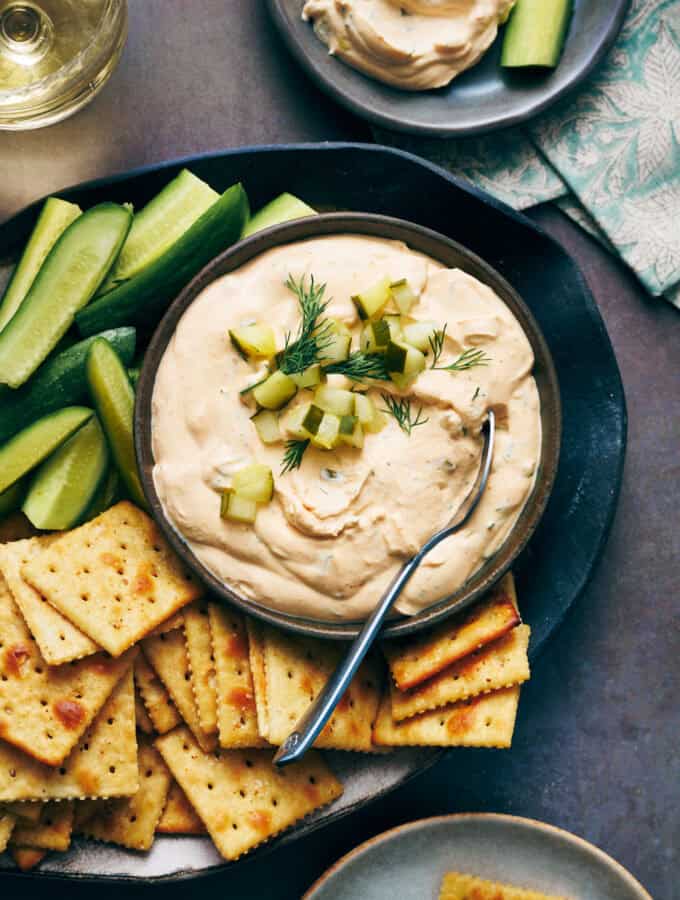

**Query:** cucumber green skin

left=0, top=197, right=82, bottom=333
left=242, top=193, right=317, bottom=238
left=0, top=480, right=26, bottom=519
left=97, top=169, right=219, bottom=295
left=0, top=406, right=93, bottom=495
left=86, top=338, right=148, bottom=511
left=82, top=467, right=121, bottom=522
left=501, top=0, right=573, bottom=67
left=0, top=203, right=133, bottom=388
left=0, top=327, right=135, bottom=446
left=76, top=184, right=250, bottom=336
left=23, top=416, right=109, bottom=530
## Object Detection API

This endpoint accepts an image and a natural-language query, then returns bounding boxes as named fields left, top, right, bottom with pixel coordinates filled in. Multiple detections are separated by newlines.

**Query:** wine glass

left=0, top=0, right=127, bottom=130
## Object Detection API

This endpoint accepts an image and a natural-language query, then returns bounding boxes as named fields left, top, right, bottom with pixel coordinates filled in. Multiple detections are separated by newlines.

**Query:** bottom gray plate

left=304, top=814, right=653, bottom=900
left=0, top=749, right=437, bottom=880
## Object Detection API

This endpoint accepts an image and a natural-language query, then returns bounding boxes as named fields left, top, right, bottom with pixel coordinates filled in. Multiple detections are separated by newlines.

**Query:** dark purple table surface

left=0, top=2, right=677, bottom=898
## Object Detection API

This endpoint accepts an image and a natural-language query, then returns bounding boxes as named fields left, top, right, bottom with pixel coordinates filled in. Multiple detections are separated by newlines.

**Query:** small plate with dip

left=266, top=0, right=629, bottom=136
left=134, top=212, right=561, bottom=640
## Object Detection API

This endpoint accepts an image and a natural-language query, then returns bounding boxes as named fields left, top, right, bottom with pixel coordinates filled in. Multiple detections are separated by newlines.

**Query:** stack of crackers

left=0, top=501, right=530, bottom=873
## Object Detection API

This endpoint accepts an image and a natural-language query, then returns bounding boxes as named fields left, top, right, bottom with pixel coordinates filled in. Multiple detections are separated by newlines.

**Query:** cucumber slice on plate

left=23, top=416, right=109, bottom=530
left=0, top=197, right=82, bottom=333
left=0, top=203, right=132, bottom=388
left=76, top=183, right=249, bottom=335
left=0, top=480, right=26, bottom=519
left=501, top=0, right=573, bottom=68
left=0, top=327, right=136, bottom=446
left=242, top=193, right=317, bottom=238
left=86, top=338, right=147, bottom=510
left=97, top=169, right=219, bottom=295
left=0, top=406, right=93, bottom=495
left=82, top=467, right=121, bottom=522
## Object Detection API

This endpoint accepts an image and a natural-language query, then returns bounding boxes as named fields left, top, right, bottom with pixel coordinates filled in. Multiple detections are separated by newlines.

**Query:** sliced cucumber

left=0, top=406, right=93, bottom=495
left=86, top=338, right=147, bottom=510
left=253, top=371, right=297, bottom=410
left=82, top=466, right=120, bottom=521
left=251, top=409, right=282, bottom=444
left=0, top=197, right=82, bottom=333
left=0, top=480, right=26, bottom=519
left=229, top=323, right=276, bottom=360
left=242, top=193, right=317, bottom=238
left=0, top=203, right=132, bottom=388
left=0, top=327, right=135, bottom=446
left=23, top=416, right=109, bottom=530
left=97, top=170, right=219, bottom=295
left=352, top=277, right=391, bottom=321
left=231, top=464, right=274, bottom=503
left=501, top=0, right=573, bottom=67
left=221, top=491, right=258, bottom=524
left=76, top=184, right=249, bottom=335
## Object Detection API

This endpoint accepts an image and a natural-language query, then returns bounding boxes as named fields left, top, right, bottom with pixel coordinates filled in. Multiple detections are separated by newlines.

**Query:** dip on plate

left=301, top=0, right=516, bottom=91
left=151, top=234, right=540, bottom=621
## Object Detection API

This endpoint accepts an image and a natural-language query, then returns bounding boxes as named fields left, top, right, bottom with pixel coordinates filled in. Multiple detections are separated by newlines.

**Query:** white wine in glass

left=0, top=0, right=127, bottom=130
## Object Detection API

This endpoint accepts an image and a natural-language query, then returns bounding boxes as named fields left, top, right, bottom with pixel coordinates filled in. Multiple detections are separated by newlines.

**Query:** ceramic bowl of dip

left=135, top=213, right=561, bottom=640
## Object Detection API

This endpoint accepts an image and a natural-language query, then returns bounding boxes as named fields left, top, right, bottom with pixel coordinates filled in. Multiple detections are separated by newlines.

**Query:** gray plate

left=304, top=814, right=653, bottom=899
left=267, top=0, right=630, bottom=136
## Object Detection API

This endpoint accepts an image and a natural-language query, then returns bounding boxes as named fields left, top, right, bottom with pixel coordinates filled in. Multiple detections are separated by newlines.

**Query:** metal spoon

left=273, top=409, right=496, bottom=767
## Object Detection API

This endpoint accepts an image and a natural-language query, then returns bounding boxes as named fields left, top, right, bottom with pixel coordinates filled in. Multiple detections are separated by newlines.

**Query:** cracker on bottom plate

left=209, top=604, right=266, bottom=749
left=373, top=686, right=520, bottom=748
left=245, top=620, right=269, bottom=740
left=142, top=630, right=216, bottom=752
left=134, top=656, right=181, bottom=734
left=263, top=627, right=382, bottom=751
left=0, top=812, right=15, bottom=853
left=10, top=846, right=46, bottom=871
left=155, top=727, right=343, bottom=860
left=21, top=501, right=202, bottom=657
left=156, top=780, right=206, bottom=835
left=0, top=670, right=138, bottom=802
left=439, top=871, right=568, bottom=900
left=3, top=801, right=41, bottom=823
left=81, top=738, right=171, bottom=851
left=183, top=602, right=218, bottom=736
left=0, top=575, right=136, bottom=766
left=390, top=625, right=530, bottom=721
left=0, top=536, right=100, bottom=665
left=11, top=800, right=74, bottom=851
left=384, top=574, right=521, bottom=690
left=135, top=689, right=155, bottom=735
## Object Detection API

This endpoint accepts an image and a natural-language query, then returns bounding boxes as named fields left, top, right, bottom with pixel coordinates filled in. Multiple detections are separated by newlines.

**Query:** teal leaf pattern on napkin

left=532, top=0, right=680, bottom=297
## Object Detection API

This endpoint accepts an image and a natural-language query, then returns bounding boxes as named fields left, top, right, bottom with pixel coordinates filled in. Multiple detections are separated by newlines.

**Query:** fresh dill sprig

left=281, top=439, right=310, bottom=474
left=278, top=275, right=333, bottom=375
left=429, top=324, right=491, bottom=372
left=324, top=351, right=389, bottom=382
left=380, top=393, right=429, bottom=435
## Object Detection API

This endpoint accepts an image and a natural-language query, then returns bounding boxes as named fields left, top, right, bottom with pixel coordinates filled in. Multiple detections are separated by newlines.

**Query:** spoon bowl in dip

left=135, top=213, right=560, bottom=641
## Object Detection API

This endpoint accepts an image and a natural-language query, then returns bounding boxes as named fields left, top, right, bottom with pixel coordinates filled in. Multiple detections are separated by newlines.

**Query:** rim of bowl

left=135, top=212, right=561, bottom=640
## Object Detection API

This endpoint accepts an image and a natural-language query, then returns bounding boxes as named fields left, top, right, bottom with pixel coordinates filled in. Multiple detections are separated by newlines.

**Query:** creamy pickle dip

left=151, top=234, right=540, bottom=621
left=302, top=0, right=515, bottom=91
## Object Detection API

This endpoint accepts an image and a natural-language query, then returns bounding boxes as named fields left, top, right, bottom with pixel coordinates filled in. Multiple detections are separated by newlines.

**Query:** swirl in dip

left=302, top=0, right=516, bottom=91
left=151, top=234, right=541, bottom=621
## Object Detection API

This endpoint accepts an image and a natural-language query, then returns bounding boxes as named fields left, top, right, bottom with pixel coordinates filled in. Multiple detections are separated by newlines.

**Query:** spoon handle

left=273, top=556, right=420, bottom=767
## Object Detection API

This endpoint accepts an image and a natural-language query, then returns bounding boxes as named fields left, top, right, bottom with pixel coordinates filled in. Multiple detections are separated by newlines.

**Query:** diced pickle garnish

left=229, top=323, right=277, bottom=359
left=251, top=409, right=281, bottom=444
left=351, top=276, right=391, bottom=320
left=314, top=385, right=355, bottom=416
left=232, top=464, right=274, bottom=503
left=302, top=404, right=324, bottom=436
left=252, top=371, right=297, bottom=410
left=311, top=412, right=341, bottom=449
left=220, top=491, right=258, bottom=524
left=390, top=279, right=418, bottom=315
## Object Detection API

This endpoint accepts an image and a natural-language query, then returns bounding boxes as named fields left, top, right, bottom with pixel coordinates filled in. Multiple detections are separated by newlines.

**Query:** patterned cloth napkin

left=374, top=0, right=680, bottom=309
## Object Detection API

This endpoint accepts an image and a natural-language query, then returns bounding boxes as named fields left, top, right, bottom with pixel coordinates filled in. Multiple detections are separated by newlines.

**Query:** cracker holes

left=271, top=798, right=278, bottom=807
left=129, top=815, right=137, bottom=823
left=308, top=776, right=316, bottom=785
left=207, top=783, right=213, bottom=791
left=244, top=759, right=253, bottom=768
left=40, top=698, right=47, bottom=707
left=35, top=666, right=43, bottom=675
left=59, top=767, right=66, bottom=775
left=238, top=789, right=246, bottom=798
left=81, top=594, right=89, bottom=603
left=109, top=765, right=116, bottom=774
left=145, top=769, right=153, bottom=778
